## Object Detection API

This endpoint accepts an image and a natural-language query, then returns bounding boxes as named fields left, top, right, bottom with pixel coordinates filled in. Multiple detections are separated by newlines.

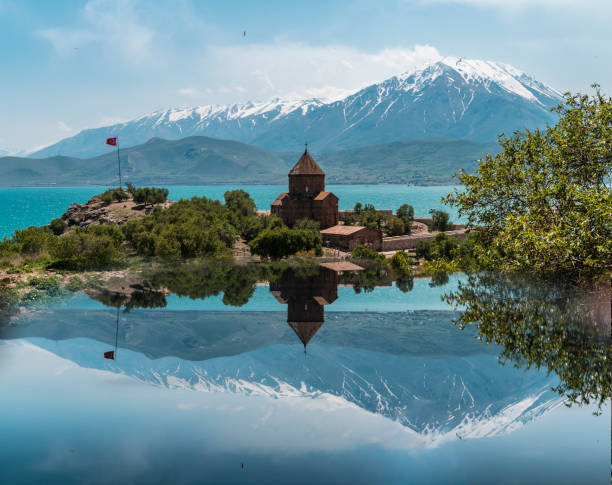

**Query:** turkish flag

left=106, top=137, right=117, bottom=146
left=104, top=350, right=115, bottom=360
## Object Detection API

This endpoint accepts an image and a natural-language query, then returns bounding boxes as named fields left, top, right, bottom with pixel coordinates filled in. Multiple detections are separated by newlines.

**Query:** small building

left=320, top=225, right=382, bottom=251
left=271, top=149, right=339, bottom=229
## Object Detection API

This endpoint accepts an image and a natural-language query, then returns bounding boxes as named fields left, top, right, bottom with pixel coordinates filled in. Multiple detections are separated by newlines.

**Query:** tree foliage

left=249, top=227, right=322, bottom=260
left=445, top=272, right=611, bottom=411
left=446, top=87, right=612, bottom=276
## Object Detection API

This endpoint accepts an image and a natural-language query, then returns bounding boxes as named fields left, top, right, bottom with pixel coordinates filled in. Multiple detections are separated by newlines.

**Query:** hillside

left=0, top=136, right=496, bottom=186
left=30, top=57, right=561, bottom=159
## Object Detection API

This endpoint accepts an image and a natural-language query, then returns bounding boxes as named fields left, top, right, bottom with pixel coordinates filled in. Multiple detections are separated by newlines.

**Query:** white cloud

left=418, top=0, right=611, bottom=11
left=178, top=87, right=205, bottom=97
left=204, top=44, right=441, bottom=102
left=56, top=121, right=73, bottom=133
left=37, top=0, right=154, bottom=62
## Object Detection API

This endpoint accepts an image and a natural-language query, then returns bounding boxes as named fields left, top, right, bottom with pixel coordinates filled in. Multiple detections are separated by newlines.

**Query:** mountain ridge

left=29, top=57, right=561, bottom=159
left=0, top=135, right=499, bottom=186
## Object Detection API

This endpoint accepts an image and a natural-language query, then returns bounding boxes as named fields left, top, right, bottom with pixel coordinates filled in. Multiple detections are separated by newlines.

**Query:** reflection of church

left=270, top=267, right=338, bottom=349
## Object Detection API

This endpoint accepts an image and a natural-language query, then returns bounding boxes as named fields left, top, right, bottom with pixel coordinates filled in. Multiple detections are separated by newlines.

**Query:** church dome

left=289, top=149, right=325, bottom=176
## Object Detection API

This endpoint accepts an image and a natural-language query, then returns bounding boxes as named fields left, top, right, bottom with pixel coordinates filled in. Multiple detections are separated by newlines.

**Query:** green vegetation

left=0, top=189, right=323, bottom=276
left=351, top=245, right=385, bottom=262
left=345, top=202, right=414, bottom=236
left=101, top=188, right=129, bottom=204
left=428, top=210, right=453, bottom=232
left=49, top=218, right=66, bottom=235
left=446, top=272, right=610, bottom=411
left=446, top=87, right=612, bottom=277
left=132, top=187, right=169, bottom=206
left=249, top=227, right=322, bottom=260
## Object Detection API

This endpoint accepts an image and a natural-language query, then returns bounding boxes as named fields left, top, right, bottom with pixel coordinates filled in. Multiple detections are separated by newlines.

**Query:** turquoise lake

left=0, top=185, right=460, bottom=238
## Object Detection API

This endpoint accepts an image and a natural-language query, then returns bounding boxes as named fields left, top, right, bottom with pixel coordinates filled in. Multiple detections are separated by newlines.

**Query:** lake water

left=0, top=266, right=609, bottom=484
left=0, top=185, right=461, bottom=238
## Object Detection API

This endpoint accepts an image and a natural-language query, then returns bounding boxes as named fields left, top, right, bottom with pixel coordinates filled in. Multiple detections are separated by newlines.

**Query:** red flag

left=106, top=137, right=117, bottom=146
left=104, top=350, right=115, bottom=360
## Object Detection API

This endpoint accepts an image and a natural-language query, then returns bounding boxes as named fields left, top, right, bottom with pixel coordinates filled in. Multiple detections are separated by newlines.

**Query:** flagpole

left=115, top=306, right=119, bottom=358
left=116, top=137, right=122, bottom=189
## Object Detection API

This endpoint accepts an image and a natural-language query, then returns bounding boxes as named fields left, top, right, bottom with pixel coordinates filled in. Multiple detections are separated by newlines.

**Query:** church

left=271, top=148, right=339, bottom=229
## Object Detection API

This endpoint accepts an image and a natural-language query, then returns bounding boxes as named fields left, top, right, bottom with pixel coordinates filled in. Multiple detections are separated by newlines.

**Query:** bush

left=101, top=188, right=129, bottom=204
left=429, top=210, right=453, bottom=232
left=0, top=284, right=19, bottom=310
left=415, top=240, right=431, bottom=260
left=249, top=227, right=322, bottom=260
left=133, top=187, right=169, bottom=205
left=351, top=245, right=385, bottom=262
left=49, top=218, right=66, bottom=235
left=13, top=226, right=55, bottom=255
left=240, top=214, right=284, bottom=242
left=396, top=204, right=414, bottom=233
left=389, top=250, right=413, bottom=276
left=28, top=276, right=62, bottom=297
left=293, top=218, right=320, bottom=233
left=50, top=230, right=121, bottom=269
left=387, top=217, right=405, bottom=236
left=224, top=190, right=256, bottom=217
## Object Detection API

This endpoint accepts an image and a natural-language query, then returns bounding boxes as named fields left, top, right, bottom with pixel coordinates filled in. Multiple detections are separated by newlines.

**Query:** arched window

left=306, top=185, right=309, bottom=192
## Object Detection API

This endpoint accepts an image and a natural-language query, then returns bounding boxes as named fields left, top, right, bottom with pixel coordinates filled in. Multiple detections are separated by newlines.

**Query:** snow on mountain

left=29, top=57, right=562, bottom=159
left=23, top=336, right=563, bottom=447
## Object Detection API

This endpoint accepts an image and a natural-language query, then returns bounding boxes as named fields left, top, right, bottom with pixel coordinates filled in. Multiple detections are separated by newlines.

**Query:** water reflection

left=270, top=266, right=339, bottom=349
left=0, top=265, right=609, bottom=483
left=446, top=272, right=611, bottom=410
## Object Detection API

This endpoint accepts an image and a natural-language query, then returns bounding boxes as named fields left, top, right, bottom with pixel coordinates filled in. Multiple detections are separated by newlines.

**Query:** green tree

left=249, top=227, right=322, bottom=260
left=396, top=204, right=414, bottom=233
left=224, top=189, right=256, bottom=217
left=387, top=217, right=405, bottom=236
left=445, top=87, right=612, bottom=277
left=49, top=218, right=66, bottom=235
left=445, top=272, right=610, bottom=410
left=429, top=210, right=452, bottom=232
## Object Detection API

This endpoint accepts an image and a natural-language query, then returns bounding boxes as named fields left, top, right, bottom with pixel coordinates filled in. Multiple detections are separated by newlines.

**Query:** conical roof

left=288, top=321, right=324, bottom=347
left=289, top=150, right=325, bottom=176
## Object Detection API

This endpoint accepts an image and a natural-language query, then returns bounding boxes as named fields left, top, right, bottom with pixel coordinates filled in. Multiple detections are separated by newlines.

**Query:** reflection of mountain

left=3, top=308, right=562, bottom=443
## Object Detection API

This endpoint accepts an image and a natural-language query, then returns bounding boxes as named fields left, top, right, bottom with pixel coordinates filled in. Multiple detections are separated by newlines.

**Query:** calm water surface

left=0, top=266, right=609, bottom=484
left=0, top=185, right=461, bottom=238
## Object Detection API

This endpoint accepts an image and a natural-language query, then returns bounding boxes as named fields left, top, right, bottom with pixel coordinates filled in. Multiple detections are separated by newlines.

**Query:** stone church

left=271, top=149, right=338, bottom=229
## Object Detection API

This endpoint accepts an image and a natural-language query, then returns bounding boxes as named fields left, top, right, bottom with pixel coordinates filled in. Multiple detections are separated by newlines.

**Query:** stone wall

left=382, top=230, right=467, bottom=251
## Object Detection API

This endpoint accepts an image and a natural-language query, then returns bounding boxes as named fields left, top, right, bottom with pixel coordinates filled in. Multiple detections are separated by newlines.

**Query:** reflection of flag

left=106, top=137, right=117, bottom=146
left=104, top=350, right=115, bottom=360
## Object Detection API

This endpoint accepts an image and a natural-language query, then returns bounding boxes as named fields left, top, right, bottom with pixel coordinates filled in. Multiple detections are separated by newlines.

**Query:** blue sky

left=1, top=0, right=611, bottom=152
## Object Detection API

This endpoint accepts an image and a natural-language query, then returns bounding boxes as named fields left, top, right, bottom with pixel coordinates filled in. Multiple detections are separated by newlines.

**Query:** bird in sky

left=243, top=31, right=246, bottom=37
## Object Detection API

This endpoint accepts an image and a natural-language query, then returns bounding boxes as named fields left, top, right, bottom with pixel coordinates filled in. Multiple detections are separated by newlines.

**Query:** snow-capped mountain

left=23, top=336, right=562, bottom=446
left=30, top=57, right=562, bottom=159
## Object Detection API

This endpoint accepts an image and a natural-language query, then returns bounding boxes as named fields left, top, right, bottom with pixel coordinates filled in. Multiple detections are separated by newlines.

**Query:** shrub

left=224, top=190, right=256, bottom=217
left=101, top=188, right=129, bottom=204
left=28, top=276, right=62, bottom=297
left=429, top=210, right=453, bottom=232
left=49, top=218, right=66, bottom=235
left=293, top=218, right=320, bottom=233
left=249, top=227, right=322, bottom=260
left=389, top=250, right=414, bottom=276
left=396, top=204, right=414, bottom=233
left=351, top=245, right=385, bottom=262
left=133, top=187, right=169, bottom=205
left=65, top=276, right=86, bottom=292
left=50, top=230, right=121, bottom=269
left=387, top=217, right=405, bottom=236
left=415, top=239, right=431, bottom=260
left=0, top=284, right=19, bottom=310
left=13, top=226, right=55, bottom=255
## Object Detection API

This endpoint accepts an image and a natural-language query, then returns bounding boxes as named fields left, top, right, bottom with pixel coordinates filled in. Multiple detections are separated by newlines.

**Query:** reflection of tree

left=445, top=272, right=611, bottom=411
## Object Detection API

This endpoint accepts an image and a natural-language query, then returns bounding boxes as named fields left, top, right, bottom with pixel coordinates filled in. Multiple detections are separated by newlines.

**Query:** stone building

left=271, top=149, right=338, bottom=229
left=320, top=225, right=382, bottom=251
